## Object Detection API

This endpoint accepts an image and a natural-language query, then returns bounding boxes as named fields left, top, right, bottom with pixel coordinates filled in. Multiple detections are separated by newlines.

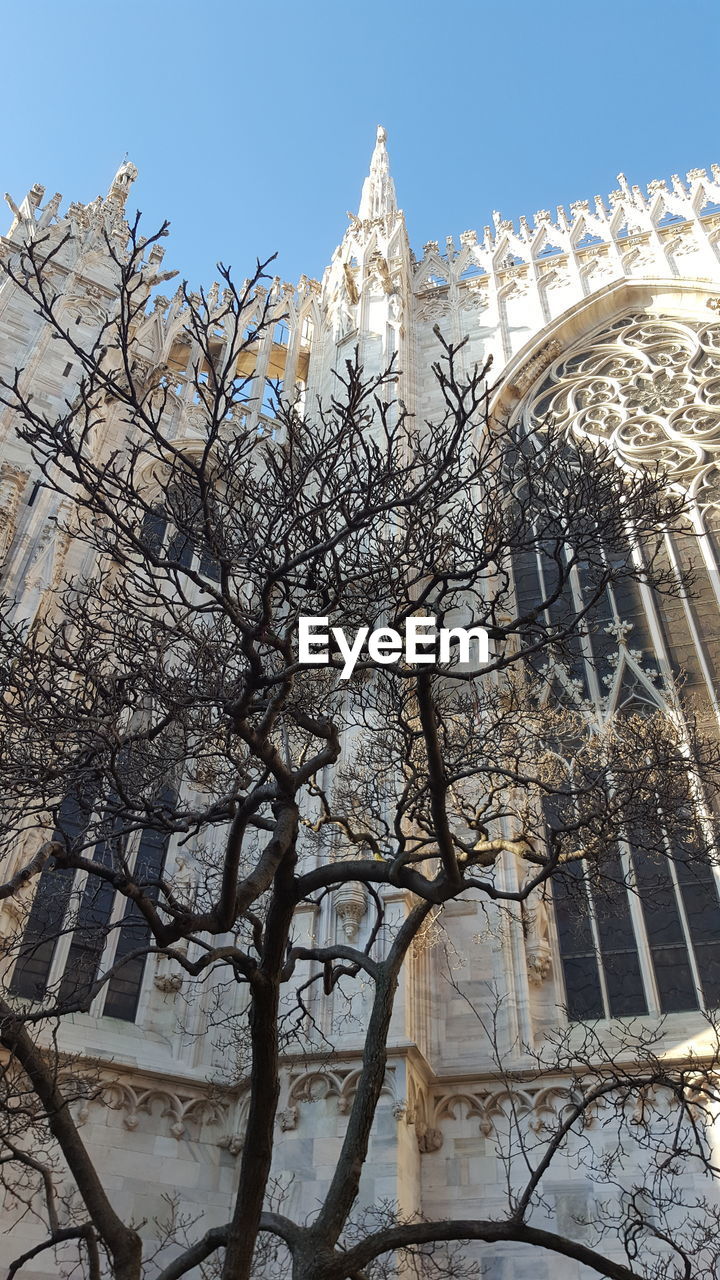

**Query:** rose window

left=523, top=312, right=720, bottom=511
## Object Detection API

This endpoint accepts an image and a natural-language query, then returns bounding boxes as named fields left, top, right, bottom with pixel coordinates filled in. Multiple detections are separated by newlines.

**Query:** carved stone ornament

left=416, top=1123, right=443, bottom=1152
left=0, top=464, right=28, bottom=558
left=333, top=880, right=367, bottom=940
left=521, top=878, right=553, bottom=985
left=108, top=160, right=138, bottom=207
left=509, top=339, right=564, bottom=397
left=154, top=967, right=183, bottom=995
left=66, top=1078, right=236, bottom=1148
left=416, top=296, right=452, bottom=322
left=218, top=1133, right=244, bottom=1157
left=520, top=312, right=720, bottom=511
left=277, top=1105, right=298, bottom=1131
left=459, top=284, right=489, bottom=313
left=286, top=1065, right=398, bottom=1119
left=428, top=1082, right=599, bottom=1143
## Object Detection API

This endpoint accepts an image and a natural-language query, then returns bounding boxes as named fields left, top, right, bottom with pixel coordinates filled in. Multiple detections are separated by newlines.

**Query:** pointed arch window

left=508, top=303, right=720, bottom=1020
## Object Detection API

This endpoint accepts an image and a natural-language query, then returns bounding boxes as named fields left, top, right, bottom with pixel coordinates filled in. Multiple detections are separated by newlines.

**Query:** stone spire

left=357, top=126, right=397, bottom=220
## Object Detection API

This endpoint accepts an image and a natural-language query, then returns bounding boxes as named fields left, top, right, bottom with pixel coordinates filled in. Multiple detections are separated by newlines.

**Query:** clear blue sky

left=2, top=1, right=718, bottom=289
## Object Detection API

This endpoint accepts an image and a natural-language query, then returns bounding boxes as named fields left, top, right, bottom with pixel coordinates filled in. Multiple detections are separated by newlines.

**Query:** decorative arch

left=493, top=277, right=720, bottom=421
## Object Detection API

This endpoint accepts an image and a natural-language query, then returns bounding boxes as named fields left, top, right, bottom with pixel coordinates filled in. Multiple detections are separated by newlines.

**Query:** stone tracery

left=510, top=305, right=720, bottom=1027
left=522, top=312, right=720, bottom=513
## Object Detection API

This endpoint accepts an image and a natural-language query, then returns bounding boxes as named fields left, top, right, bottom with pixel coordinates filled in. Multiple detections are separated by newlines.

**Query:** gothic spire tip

left=358, top=125, right=397, bottom=220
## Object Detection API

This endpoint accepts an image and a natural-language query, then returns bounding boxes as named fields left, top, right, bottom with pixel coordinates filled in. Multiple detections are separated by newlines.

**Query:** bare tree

left=0, top=212, right=719, bottom=1280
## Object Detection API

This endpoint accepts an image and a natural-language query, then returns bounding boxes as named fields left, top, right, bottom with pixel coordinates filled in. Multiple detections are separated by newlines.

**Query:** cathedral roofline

left=4, top=143, right=720, bottom=322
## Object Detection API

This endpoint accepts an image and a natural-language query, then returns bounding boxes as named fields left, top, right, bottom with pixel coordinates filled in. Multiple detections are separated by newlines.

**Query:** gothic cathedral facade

left=2, top=130, right=720, bottom=1276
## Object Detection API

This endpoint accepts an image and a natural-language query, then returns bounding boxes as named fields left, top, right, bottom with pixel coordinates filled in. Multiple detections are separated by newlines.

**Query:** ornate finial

left=357, top=125, right=397, bottom=221
left=107, top=159, right=138, bottom=207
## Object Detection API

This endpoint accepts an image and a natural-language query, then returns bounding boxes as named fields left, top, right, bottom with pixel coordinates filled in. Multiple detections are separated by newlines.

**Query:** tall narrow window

left=104, top=790, right=174, bottom=1022
left=546, top=694, right=720, bottom=1021
left=10, top=790, right=95, bottom=1000
left=10, top=789, right=175, bottom=1023
left=511, top=306, right=720, bottom=1020
left=56, top=807, right=127, bottom=1007
left=551, top=860, right=605, bottom=1021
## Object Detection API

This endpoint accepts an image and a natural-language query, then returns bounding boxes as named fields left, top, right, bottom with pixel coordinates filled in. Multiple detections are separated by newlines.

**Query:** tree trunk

left=221, top=808, right=298, bottom=1280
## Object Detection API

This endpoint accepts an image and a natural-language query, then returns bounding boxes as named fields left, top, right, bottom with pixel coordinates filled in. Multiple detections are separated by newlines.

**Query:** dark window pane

left=561, top=955, right=606, bottom=1021
left=601, top=950, right=647, bottom=1016
left=512, top=546, right=543, bottom=620
left=671, top=842, right=720, bottom=1009
left=10, top=792, right=94, bottom=1000
left=103, top=793, right=173, bottom=1023
left=579, top=580, right=615, bottom=688
left=678, top=878, right=720, bottom=944
left=101, top=969, right=145, bottom=1022
left=9, top=864, right=75, bottom=999
left=632, top=842, right=698, bottom=1013
left=694, top=943, right=720, bottom=1009
left=57, top=810, right=126, bottom=1007
left=552, top=865, right=604, bottom=1020
left=633, top=846, right=686, bottom=947
left=672, top=842, right=720, bottom=924
left=591, top=852, right=647, bottom=1017
left=198, top=545, right=221, bottom=583
left=141, top=508, right=167, bottom=554
left=167, top=527, right=195, bottom=568
left=651, top=947, right=699, bottom=1013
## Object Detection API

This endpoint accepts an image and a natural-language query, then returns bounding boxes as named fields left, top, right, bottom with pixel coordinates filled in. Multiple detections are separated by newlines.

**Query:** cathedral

left=2, top=128, right=720, bottom=1277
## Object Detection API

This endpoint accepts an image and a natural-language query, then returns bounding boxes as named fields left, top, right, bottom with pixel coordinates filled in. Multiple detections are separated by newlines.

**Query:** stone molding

left=57, top=1068, right=246, bottom=1156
